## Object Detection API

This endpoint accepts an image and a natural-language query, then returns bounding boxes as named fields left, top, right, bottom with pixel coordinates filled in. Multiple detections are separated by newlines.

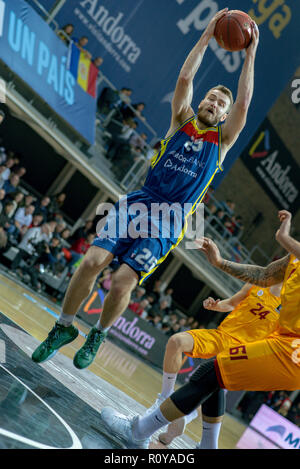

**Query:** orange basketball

left=214, top=10, right=253, bottom=52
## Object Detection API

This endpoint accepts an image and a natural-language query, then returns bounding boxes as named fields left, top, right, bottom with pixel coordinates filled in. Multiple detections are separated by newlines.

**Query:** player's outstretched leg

left=73, top=263, right=138, bottom=369
left=32, top=247, right=113, bottom=363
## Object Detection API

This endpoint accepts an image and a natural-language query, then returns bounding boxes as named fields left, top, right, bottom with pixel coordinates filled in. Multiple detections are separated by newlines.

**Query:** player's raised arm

left=169, top=9, right=228, bottom=131
left=276, top=210, right=300, bottom=258
left=203, top=283, right=252, bottom=313
left=221, top=22, right=259, bottom=154
left=196, top=237, right=289, bottom=287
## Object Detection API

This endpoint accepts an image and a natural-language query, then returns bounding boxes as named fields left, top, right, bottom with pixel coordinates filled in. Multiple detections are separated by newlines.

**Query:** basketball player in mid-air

left=99, top=210, right=300, bottom=449
left=32, top=9, right=260, bottom=370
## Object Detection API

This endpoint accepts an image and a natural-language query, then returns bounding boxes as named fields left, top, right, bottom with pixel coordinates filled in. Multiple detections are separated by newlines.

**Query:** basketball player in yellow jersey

left=99, top=211, right=300, bottom=450
left=147, top=282, right=281, bottom=448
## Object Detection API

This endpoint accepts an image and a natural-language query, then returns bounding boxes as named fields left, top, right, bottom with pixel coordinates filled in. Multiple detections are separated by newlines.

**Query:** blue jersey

left=142, top=116, right=223, bottom=213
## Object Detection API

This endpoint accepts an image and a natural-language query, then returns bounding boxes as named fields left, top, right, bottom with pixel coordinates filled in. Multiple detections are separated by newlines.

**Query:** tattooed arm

left=196, top=237, right=289, bottom=287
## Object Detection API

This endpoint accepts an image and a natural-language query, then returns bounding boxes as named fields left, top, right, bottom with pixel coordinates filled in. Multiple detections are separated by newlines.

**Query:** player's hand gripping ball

left=214, top=10, right=253, bottom=51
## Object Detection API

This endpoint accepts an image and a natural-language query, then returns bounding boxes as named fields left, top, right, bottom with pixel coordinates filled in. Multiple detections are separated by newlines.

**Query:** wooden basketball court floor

left=0, top=270, right=246, bottom=449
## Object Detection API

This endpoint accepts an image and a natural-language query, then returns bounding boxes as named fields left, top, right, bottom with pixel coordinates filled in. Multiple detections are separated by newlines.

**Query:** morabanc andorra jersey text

left=142, top=115, right=223, bottom=213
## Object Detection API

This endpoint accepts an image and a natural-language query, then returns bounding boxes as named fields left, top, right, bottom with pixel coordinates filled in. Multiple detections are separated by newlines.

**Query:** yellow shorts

left=216, top=330, right=300, bottom=391
left=185, top=329, right=242, bottom=359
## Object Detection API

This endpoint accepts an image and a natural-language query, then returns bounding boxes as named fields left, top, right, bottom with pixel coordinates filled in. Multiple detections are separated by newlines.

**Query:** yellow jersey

left=218, top=285, right=280, bottom=343
left=278, top=255, right=300, bottom=335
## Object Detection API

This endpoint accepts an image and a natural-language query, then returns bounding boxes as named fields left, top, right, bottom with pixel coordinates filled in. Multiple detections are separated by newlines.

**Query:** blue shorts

left=92, top=189, right=187, bottom=284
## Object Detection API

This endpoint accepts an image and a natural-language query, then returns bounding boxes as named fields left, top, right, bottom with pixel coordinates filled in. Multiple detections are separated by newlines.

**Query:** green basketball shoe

left=32, top=322, right=79, bottom=363
left=73, top=327, right=107, bottom=369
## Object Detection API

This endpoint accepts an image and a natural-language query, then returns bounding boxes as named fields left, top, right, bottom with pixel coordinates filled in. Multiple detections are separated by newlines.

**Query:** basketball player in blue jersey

left=32, top=9, right=260, bottom=370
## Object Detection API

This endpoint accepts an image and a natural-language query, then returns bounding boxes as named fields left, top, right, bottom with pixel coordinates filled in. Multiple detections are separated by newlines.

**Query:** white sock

left=133, top=408, right=170, bottom=440
left=184, top=408, right=198, bottom=425
left=198, top=421, right=222, bottom=449
left=58, top=312, right=74, bottom=327
left=95, top=319, right=110, bottom=333
left=161, top=372, right=177, bottom=398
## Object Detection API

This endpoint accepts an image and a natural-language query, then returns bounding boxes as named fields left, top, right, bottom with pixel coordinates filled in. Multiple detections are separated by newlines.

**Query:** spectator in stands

left=0, top=188, right=5, bottom=215
left=106, top=118, right=138, bottom=161
left=0, top=201, right=15, bottom=245
left=191, top=319, right=200, bottom=329
left=131, top=286, right=146, bottom=303
left=128, top=298, right=149, bottom=319
left=160, top=287, right=173, bottom=309
left=122, top=102, right=146, bottom=122
left=152, top=298, right=170, bottom=317
left=34, top=196, right=50, bottom=221
left=130, top=132, right=148, bottom=157
left=0, top=157, right=18, bottom=189
left=74, top=36, right=92, bottom=59
left=161, top=323, right=171, bottom=335
left=224, top=199, right=236, bottom=214
left=97, top=86, right=132, bottom=117
left=11, top=222, right=51, bottom=271
left=166, top=321, right=181, bottom=337
left=29, top=213, right=44, bottom=229
left=210, top=208, right=226, bottom=234
left=70, top=220, right=94, bottom=244
left=13, top=166, right=26, bottom=179
left=149, top=279, right=162, bottom=304
left=148, top=313, right=163, bottom=329
left=178, top=316, right=188, bottom=332
left=55, top=219, right=67, bottom=236
left=21, top=194, right=35, bottom=209
left=60, top=228, right=71, bottom=246
left=57, top=24, right=74, bottom=45
left=48, top=193, right=66, bottom=217
left=3, top=173, right=20, bottom=194
left=93, top=57, right=103, bottom=68
left=7, top=191, right=24, bottom=218
left=0, top=225, right=7, bottom=250
left=68, top=232, right=95, bottom=268
left=13, top=204, right=35, bottom=237
left=186, top=316, right=196, bottom=328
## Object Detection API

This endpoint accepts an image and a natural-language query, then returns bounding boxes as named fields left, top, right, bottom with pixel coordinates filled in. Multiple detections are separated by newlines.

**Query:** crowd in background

left=57, top=23, right=104, bottom=69
left=238, top=390, right=300, bottom=427
left=0, top=141, right=96, bottom=293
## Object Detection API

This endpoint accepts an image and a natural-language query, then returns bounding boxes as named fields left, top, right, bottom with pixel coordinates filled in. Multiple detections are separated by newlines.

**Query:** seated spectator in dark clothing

left=48, top=193, right=66, bottom=217
left=161, top=323, right=171, bottom=335
left=152, top=299, right=170, bottom=317
left=130, top=132, right=148, bottom=157
left=28, top=213, right=44, bottom=229
left=97, top=87, right=132, bottom=117
left=3, top=173, right=20, bottom=195
left=121, top=102, right=146, bottom=122
left=20, top=194, right=34, bottom=208
left=211, top=208, right=226, bottom=234
left=178, top=317, right=188, bottom=332
left=57, top=24, right=74, bottom=45
left=70, top=220, right=94, bottom=243
left=60, top=228, right=71, bottom=247
left=106, top=118, right=138, bottom=161
left=166, top=322, right=181, bottom=337
left=148, top=279, right=162, bottom=304
left=55, top=220, right=67, bottom=236
left=7, top=191, right=24, bottom=218
left=12, top=166, right=26, bottom=179
left=0, top=201, right=16, bottom=233
left=34, top=196, right=50, bottom=221
left=148, top=313, right=163, bottom=329
left=0, top=188, right=5, bottom=215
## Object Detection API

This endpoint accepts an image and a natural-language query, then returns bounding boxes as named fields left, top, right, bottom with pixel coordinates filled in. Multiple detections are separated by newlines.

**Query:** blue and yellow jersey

left=142, top=116, right=223, bottom=213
